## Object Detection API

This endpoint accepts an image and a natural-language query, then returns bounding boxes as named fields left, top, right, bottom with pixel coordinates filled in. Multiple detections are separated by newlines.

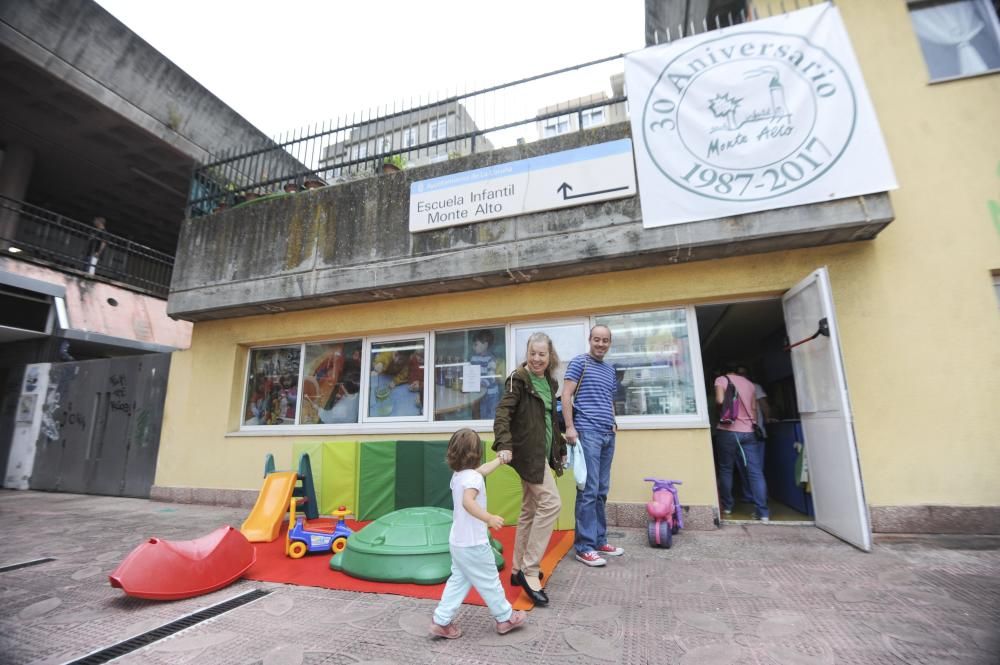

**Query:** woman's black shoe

left=512, top=569, right=549, bottom=606
left=509, top=570, right=543, bottom=586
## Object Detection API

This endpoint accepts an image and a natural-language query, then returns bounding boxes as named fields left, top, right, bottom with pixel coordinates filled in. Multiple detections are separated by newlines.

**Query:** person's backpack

left=718, top=375, right=740, bottom=424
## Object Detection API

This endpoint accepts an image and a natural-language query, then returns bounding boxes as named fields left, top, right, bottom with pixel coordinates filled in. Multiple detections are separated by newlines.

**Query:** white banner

left=625, top=2, right=896, bottom=228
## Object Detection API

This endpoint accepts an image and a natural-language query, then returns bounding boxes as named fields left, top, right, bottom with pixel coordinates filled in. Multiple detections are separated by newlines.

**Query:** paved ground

left=1, top=490, right=998, bottom=665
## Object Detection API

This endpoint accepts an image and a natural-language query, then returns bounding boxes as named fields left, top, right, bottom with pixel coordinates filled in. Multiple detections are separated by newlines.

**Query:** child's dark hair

left=473, top=329, right=494, bottom=346
left=446, top=428, right=482, bottom=471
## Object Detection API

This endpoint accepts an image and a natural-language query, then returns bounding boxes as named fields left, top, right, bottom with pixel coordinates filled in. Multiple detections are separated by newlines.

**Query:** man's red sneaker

left=575, top=550, right=607, bottom=567
left=596, top=544, right=624, bottom=556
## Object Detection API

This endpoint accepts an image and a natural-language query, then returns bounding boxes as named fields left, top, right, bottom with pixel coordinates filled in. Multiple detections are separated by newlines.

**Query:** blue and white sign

left=625, top=2, right=896, bottom=228
left=408, top=139, right=637, bottom=233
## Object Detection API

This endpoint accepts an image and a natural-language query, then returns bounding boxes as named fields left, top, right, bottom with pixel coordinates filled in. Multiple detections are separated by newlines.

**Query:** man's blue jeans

left=574, top=428, right=616, bottom=554
left=714, top=430, right=768, bottom=518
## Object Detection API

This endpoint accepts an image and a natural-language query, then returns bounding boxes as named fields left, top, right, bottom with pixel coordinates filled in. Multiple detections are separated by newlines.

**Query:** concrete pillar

left=0, top=144, right=36, bottom=250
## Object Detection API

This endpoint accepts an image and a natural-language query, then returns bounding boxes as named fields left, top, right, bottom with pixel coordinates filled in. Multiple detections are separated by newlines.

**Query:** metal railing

left=0, top=195, right=174, bottom=298
left=187, top=53, right=629, bottom=216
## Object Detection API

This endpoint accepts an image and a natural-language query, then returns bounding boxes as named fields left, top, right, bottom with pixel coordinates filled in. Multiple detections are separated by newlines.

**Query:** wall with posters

left=155, top=0, right=1000, bottom=532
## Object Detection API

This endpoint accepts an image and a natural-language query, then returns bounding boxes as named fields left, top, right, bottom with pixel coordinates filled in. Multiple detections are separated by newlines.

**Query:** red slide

left=109, top=525, right=256, bottom=600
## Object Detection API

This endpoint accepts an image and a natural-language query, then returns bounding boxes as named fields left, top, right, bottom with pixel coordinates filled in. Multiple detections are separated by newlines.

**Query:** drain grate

left=62, top=588, right=271, bottom=665
left=0, top=557, right=55, bottom=573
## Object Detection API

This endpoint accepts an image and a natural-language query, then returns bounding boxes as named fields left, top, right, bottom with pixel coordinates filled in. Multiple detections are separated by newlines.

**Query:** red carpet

left=244, top=519, right=574, bottom=610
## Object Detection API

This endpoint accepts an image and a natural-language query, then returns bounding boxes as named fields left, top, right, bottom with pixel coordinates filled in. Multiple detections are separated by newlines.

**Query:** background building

left=319, top=101, right=494, bottom=178
left=0, top=0, right=281, bottom=497
left=535, top=73, right=627, bottom=139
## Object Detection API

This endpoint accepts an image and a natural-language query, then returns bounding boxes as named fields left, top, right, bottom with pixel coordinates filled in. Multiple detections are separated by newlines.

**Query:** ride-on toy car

left=644, top=478, right=683, bottom=548
left=286, top=499, right=354, bottom=558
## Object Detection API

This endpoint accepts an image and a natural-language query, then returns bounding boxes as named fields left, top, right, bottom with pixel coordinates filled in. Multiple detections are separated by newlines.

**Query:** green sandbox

left=329, top=506, right=504, bottom=585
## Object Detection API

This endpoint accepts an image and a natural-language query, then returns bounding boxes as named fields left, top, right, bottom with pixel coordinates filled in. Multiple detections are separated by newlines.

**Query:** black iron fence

left=185, top=0, right=814, bottom=217
left=0, top=195, right=173, bottom=298
left=187, top=53, right=629, bottom=216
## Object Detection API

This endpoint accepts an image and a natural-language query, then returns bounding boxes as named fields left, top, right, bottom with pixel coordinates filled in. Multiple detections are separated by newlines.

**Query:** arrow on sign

left=556, top=182, right=631, bottom=200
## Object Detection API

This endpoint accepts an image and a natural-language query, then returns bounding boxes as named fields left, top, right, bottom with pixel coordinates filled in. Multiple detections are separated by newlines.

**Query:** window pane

left=595, top=309, right=698, bottom=417
left=300, top=341, right=362, bottom=424
left=429, top=118, right=448, bottom=140
left=513, top=322, right=588, bottom=390
left=244, top=346, right=301, bottom=425
left=909, top=0, right=1000, bottom=80
left=433, top=327, right=507, bottom=421
left=369, top=339, right=426, bottom=418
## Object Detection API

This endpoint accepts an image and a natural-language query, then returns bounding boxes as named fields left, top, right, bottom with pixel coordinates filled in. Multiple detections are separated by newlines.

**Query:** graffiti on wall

left=55, top=403, right=87, bottom=430
left=39, top=377, right=62, bottom=441
left=109, top=374, right=133, bottom=415
left=132, top=407, right=152, bottom=449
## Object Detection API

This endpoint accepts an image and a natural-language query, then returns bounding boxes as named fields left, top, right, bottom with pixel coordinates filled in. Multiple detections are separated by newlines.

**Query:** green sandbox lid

left=330, top=506, right=503, bottom=585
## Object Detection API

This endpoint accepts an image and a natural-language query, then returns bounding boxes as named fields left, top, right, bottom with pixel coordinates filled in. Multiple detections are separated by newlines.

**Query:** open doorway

left=696, top=299, right=815, bottom=524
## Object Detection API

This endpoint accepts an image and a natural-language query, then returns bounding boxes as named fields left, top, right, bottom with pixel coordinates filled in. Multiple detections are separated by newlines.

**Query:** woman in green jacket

left=493, top=332, right=567, bottom=606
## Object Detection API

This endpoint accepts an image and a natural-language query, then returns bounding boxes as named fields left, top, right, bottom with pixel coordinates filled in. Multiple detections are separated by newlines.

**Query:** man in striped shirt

left=562, top=325, right=623, bottom=567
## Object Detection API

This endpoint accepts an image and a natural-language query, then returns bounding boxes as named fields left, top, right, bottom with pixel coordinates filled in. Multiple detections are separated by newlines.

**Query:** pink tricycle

left=644, top=478, right=683, bottom=548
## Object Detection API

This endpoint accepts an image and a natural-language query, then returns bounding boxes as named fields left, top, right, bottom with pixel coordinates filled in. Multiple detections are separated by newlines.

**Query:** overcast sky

left=95, top=1, right=646, bottom=139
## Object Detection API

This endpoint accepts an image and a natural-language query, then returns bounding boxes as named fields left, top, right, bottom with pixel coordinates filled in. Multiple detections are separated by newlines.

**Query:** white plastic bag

left=567, top=442, right=588, bottom=490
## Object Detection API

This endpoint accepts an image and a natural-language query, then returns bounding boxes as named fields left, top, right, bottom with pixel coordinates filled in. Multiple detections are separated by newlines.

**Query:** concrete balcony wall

left=168, top=122, right=893, bottom=322
left=0, top=0, right=275, bottom=161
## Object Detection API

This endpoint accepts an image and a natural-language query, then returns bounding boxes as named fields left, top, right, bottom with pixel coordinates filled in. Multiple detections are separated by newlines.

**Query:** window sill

left=226, top=416, right=710, bottom=437
left=927, top=67, right=1000, bottom=85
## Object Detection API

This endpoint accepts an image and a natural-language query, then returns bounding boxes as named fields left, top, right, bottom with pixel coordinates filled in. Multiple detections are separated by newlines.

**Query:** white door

left=782, top=268, right=872, bottom=551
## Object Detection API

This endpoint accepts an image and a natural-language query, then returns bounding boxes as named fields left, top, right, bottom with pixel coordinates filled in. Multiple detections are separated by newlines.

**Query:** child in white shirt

left=430, top=428, right=527, bottom=638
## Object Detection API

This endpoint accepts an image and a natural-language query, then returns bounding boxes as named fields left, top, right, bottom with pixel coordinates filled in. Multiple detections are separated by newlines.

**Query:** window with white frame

left=907, top=0, right=1000, bottom=81
left=595, top=308, right=699, bottom=417
left=542, top=115, right=573, bottom=138
left=433, top=326, right=507, bottom=421
left=354, top=143, right=368, bottom=160
left=379, top=136, right=393, bottom=155
left=402, top=127, right=418, bottom=148
left=511, top=320, right=589, bottom=391
left=366, top=337, right=426, bottom=420
left=243, top=346, right=301, bottom=426
left=239, top=309, right=706, bottom=431
left=581, top=108, right=606, bottom=129
left=429, top=117, right=448, bottom=141
left=300, top=340, right=363, bottom=424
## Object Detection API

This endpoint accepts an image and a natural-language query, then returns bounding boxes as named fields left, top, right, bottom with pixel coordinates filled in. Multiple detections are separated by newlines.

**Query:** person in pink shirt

left=714, top=365, right=769, bottom=522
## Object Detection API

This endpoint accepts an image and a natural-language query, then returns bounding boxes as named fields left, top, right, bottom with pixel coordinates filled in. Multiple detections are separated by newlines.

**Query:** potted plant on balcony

left=381, top=154, right=407, bottom=174
left=303, top=176, right=325, bottom=190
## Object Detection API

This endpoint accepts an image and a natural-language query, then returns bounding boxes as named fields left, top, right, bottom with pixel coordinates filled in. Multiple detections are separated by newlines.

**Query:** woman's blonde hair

left=523, top=332, right=559, bottom=375
left=446, top=428, right=482, bottom=471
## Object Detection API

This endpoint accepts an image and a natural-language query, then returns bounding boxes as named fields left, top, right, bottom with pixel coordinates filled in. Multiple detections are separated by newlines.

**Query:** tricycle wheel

left=647, top=521, right=658, bottom=547
left=288, top=541, right=308, bottom=559
left=659, top=522, right=673, bottom=549
left=331, top=536, right=348, bottom=554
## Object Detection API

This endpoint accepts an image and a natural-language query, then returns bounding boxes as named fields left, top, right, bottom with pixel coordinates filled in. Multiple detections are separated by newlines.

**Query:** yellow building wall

left=156, top=0, right=1000, bottom=509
